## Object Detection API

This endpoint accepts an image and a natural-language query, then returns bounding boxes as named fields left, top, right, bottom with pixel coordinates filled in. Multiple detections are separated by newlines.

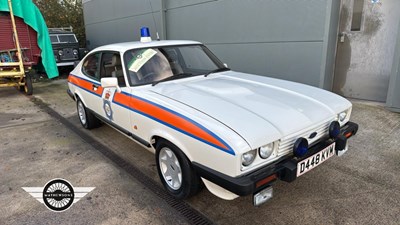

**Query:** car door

left=115, top=47, right=168, bottom=146
left=121, top=47, right=176, bottom=146
left=78, top=52, right=102, bottom=112
left=99, top=52, right=133, bottom=133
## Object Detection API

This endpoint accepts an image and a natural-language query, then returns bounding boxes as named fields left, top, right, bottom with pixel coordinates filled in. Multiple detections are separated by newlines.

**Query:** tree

left=33, top=0, right=86, bottom=47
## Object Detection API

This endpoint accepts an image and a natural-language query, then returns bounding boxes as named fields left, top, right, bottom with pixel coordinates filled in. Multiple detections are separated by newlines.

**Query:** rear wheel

left=156, top=140, right=202, bottom=199
left=20, top=74, right=33, bottom=95
left=76, top=99, right=100, bottom=129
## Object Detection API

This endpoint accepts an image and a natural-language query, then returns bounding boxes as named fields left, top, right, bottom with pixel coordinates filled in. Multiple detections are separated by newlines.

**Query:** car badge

left=309, top=132, right=317, bottom=139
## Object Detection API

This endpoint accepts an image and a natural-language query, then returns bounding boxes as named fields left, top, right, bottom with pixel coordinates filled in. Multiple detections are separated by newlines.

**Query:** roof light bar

left=140, top=27, right=152, bottom=42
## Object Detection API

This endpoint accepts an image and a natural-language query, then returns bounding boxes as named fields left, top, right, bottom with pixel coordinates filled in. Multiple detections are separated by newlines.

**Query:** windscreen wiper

left=152, top=73, right=193, bottom=86
left=204, top=67, right=231, bottom=77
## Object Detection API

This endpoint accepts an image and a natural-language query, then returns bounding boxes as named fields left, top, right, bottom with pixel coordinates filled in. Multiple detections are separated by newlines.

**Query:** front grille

left=277, top=118, right=334, bottom=157
left=60, top=48, right=75, bottom=60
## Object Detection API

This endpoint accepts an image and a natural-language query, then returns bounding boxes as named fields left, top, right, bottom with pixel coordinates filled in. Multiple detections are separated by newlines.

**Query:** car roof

left=49, top=30, right=74, bottom=35
left=92, top=40, right=202, bottom=52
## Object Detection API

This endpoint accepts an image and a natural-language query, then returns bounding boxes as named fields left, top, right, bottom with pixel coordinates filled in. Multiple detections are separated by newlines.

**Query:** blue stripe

left=70, top=73, right=101, bottom=85
left=69, top=74, right=103, bottom=97
left=70, top=74, right=235, bottom=155
left=115, top=92, right=235, bottom=155
left=69, top=82, right=102, bottom=97
left=112, top=99, right=235, bottom=155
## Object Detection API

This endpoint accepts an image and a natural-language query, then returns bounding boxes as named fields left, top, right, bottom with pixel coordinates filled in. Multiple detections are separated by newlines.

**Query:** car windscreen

left=124, top=45, right=225, bottom=86
left=50, top=35, right=59, bottom=43
left=58, top=34, right=78, bottom=43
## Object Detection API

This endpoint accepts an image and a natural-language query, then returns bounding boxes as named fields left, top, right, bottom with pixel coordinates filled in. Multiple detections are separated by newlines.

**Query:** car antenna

left=148, top=0, right=160, bottom=41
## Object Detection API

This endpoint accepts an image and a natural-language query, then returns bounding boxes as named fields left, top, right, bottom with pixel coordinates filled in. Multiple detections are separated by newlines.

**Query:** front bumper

left=56, top=61, right=77, bottom=67
left=192, top=121, right=359, bottom=196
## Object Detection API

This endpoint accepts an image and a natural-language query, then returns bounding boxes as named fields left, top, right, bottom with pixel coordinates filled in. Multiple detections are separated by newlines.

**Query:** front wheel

left=156, top=140, right=202, bottom=199
left=76, top=99, right=100, bottom=129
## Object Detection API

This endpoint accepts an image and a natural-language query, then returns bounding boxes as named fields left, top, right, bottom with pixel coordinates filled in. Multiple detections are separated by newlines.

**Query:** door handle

left=92, top=84, right=99, bottom=90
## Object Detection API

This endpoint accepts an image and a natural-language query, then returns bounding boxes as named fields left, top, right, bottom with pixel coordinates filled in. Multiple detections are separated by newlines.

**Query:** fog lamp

left=253, top=186, right=273, bottom=206
left=329, top=121, right=341, bottom=139
left=293, top=138, right=308, bottom=157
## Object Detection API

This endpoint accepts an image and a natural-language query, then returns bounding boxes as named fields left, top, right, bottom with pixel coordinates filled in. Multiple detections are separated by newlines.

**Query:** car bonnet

left=150, top=71, right=349, bottom=148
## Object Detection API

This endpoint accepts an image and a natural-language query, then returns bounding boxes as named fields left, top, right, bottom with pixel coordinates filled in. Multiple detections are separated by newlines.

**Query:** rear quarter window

left=82, top=53, right=100, bottom=80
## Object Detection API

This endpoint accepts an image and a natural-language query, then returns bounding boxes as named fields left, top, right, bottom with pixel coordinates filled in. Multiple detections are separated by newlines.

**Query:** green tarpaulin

left=0, top=0, right=58, bottom=78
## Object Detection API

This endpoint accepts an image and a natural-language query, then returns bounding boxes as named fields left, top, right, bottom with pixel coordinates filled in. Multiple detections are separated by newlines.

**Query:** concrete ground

left=0, top=79, right=399, bottom=225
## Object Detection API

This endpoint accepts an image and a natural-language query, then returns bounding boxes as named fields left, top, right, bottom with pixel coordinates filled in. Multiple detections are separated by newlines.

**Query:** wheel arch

left=74, top=92, right=87, bottom=106
left=150, top=133, right=194, bottom=162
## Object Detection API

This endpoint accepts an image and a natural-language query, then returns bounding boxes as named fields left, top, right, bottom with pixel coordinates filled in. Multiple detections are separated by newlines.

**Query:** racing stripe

left=68, top=74, right=103, bottom=97
left=68, top=74, right=235, bottom=155
left=113, top=92, right=234, bottom=155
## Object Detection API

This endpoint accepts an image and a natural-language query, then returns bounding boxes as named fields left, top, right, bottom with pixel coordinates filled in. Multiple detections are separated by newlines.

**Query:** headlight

left=259, top=143, right=274, bottom=159
left=73, top=49, right=78, bottom=55
left=338, top=108, right=351, bottom=125
left=58, top=50, right=63, bottom=56
left=339, top=112, right=347, bottom=122
left=241, top=149, right=256, bottom=166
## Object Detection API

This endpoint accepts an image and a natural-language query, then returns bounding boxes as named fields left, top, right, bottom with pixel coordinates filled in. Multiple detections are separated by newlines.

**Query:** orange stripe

left=68, top=75, right=103, bottom=96
left=114, top=92, right=229, bottom=151
left=69, top=74, right=231, bottom=153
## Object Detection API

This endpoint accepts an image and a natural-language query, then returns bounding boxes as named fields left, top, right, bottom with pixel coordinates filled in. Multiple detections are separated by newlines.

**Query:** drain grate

left=31, top=97, right=214, bottom=225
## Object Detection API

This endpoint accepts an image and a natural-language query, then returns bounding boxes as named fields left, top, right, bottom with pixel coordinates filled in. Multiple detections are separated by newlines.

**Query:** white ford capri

left=67, top=39, right=358, bottom=206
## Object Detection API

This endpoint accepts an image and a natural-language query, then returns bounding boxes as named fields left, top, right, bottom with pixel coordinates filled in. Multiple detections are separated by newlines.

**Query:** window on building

left=351, top=0, right=364, bottom=31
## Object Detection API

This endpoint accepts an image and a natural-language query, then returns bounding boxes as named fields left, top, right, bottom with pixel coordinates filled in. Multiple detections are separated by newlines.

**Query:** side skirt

left=87, top=109, right=151, bottom=148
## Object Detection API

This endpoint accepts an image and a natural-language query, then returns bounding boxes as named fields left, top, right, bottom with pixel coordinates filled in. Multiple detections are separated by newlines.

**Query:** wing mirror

left=223, top=63, right=228, bottom=68
left=101, top=77, right=121, bottom=93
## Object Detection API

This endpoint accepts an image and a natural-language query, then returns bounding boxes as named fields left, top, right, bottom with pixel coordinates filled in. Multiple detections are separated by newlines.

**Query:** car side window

left=101, top=52, right=126, bottom=87
left=82, top=53, right=100, bottom=80
left=100, top=52, right=115, bottom=78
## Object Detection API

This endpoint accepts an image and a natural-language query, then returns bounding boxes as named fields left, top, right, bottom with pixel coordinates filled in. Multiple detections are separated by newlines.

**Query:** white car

left=67, top=36, right=358, bottom=206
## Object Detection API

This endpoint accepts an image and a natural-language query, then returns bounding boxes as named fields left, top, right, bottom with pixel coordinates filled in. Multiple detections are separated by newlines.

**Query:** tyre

left=76, top=99, right=100, bottom=129
left=156, top=140, right=202, bottom=199
left=22, top=73, right=33, bottom=95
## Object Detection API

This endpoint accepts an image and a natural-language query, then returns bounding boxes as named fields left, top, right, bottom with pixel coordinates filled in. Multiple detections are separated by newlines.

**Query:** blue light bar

left=140, top=27, right=152, bottom=42
left=141, top=27, right=150, bottom=37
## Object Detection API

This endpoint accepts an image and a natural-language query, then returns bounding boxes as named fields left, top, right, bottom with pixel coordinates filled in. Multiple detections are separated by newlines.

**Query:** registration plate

left=297, top=142, right=336, bottom=177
